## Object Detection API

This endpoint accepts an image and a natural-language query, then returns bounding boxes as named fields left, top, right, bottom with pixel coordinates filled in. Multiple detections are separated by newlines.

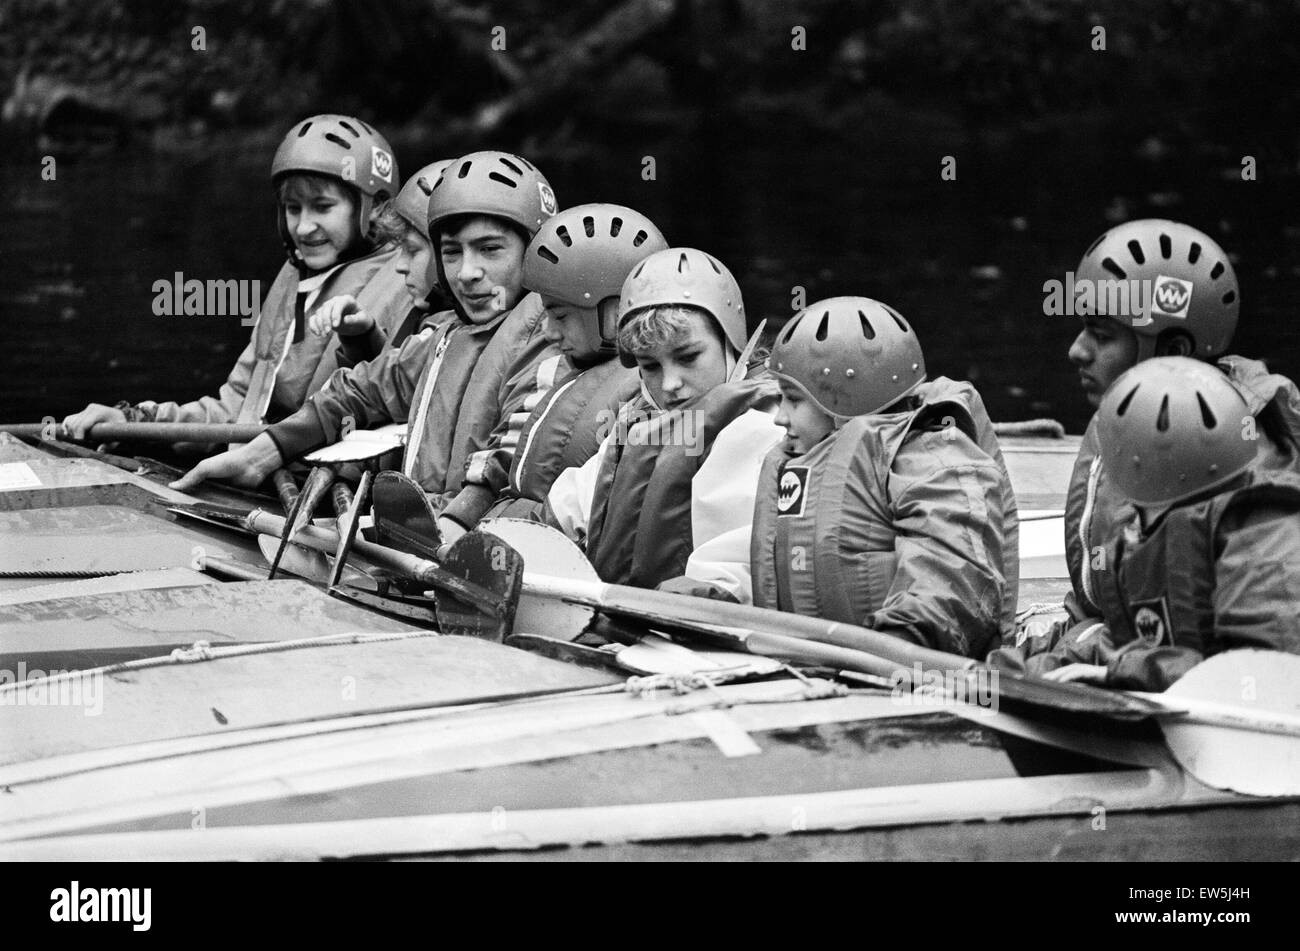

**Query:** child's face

left=775, top=380, right=836, bottom=454
left=439, top=215, right=526, bottom=324
left=631, top=312, right=728, bottom=409
left=394, top=228, right=435, bottom=304
left=541, top=296, right=605, bottom=362
left=282, top=180, right=360, bottom=271
left=1068, top=316, right=1141, bottom=407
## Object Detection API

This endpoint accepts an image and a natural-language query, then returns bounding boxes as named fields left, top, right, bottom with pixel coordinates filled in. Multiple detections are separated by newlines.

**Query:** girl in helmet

left=545, top=248, right=784, bottom=602
left=1037, top=358, right=1300, bottom=691
left=436, top=204, right=668, bottom=537
left=307, top=159, right=454, bottom=352
left=743, top=298, right=1018, bottom=658
left=172, top=151, right=563, bottom=506
left=1001, top=219, right=1300, bottom=670
left=64, top=115, right=412, bottom=450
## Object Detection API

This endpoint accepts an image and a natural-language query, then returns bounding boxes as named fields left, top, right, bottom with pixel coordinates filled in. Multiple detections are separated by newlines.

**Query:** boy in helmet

left=546, top=248, right=784, bottom=602
left=742, top=297, right=1017, bottom=658
left=994, top=219, right=1300, bottom=673
left=63, top=115, right=412, bottom=450
left=172, top=151, right=561, bottom=506
left=435, top=203, right=667, bottom=539
left=1040, top=358, right=1300, bottom=691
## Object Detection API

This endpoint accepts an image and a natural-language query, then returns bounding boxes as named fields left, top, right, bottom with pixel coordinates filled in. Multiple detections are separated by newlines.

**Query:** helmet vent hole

left=1188, top=242, right=1202, bottom=264
left=610, top=217, right=623, bottom=238
left=338, top=120, right=360, bottom=138
left=458, top=162, right=472, bottom=179
left=357, top=120, right=375, bottom=134
left=583, top=216, right=596, bottom=238
left=1210, top=261, right=1225, bottom=280
left=707, top=256, right=722, bottom=274
left=1159, top=234, right=1172, bottom=259
left=678, top=253, right=690, bottom=274
left=499, top=157, right=523, bottom=175
left=857, top=310, right=876, bottom=340
left=297, top=122, right=312, bottom=137
left=1222, top=289, right=1237, bottom=305
left=488, top=172, right=517, bottom=188
left=815, top=312, right=830, bottom=341
left=885, top=306, right=909, bottom=332
left=780, top=316, right=802, bottom=343
left=537, top=246, right=559, bottom=264
left=1101, top=257, right=1126, bottom=280
left=556, top=226, right=573, bottom=248
left=518, top=157, right=537, bottom=171
left=1116, top=384, right=1140, bottom=416
left=324, top=132, right=352, bottom=150
left=1156, top=395, right=1171, bottom=432
left=632, top=230, right=648, bottom=247
left=416, top=176, right=433, bottom=197
left=1127, top=240, right=1146, bottom=265
left=1197, top=393, right=1218, bottom=429
left=632, top=262, right=646, bottom=279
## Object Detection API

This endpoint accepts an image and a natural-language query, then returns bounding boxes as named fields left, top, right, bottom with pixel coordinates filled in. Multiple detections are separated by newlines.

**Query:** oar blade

left=371, top=470, right=442, bottom=561
left=267, top=466, right=332, bottom=580
left=1160, top=650, right=1300, bottom=797
left=479, top=517, right=600, bottom=639
left=433, top=530, right=522, bottom=641
left=328, top=470, right=373, bottom=591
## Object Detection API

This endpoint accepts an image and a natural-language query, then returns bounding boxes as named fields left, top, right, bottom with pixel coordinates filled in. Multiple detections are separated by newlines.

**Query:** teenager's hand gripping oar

left=266, top=466, right=333, bottom=580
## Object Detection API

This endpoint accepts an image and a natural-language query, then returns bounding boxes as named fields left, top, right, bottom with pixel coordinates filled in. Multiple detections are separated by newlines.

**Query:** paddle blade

left=1158, top=650, right=1300, bottom=797
left=433, top=530, right=522, bottom=641
left=329, top=470, right=373, bottom=591
left=371, top=470, right=442, bottom=561
left=479, top=517, right=599, bottom=639
left=268, top=466, right=332, bottom=580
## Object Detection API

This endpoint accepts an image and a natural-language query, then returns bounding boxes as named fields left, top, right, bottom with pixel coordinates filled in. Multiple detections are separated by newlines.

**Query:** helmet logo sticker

left=371, top=147, right=394, bottom=183
left=537, top=182, right=558, bottom=218
left=777, top=466, right=809, bottom=517
left=1130, top=597, right=1172, bottom=647
left=1152, top=275, right=1193, bottom=319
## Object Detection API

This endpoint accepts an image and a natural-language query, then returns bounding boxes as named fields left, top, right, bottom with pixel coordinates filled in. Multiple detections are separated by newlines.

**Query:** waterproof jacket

left=139, top=247, right=409, bottom=437
left=268, top=293, right=557, bottom=504
left=750, top=378, right=1019, bottom=658
left=445, top=357, right=643, bottom=526
left=546, top=372, right=783, bottom=599
left=1090, top=469, right=1300, bottom=691
left=1064, top=355, right=1300, bottom=624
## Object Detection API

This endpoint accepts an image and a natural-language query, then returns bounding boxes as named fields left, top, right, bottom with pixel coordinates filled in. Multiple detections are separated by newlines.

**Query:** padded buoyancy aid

left=751, top=377, right=1019, bottom=657
left=239, top=246, right=408, bottom=426
left=1065, top=355, right=1300, bottom=620
left=1091, top=469, right=1300, bottom=688
left=584, top=373, right=780, bottom=587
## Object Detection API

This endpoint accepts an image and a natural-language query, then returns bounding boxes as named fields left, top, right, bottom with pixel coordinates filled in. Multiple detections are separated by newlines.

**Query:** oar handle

left=2, top=421, right=268, bottom=443
left=271, top=469, right=300, bottom=514
left=331, top=482, right=355, bottom=517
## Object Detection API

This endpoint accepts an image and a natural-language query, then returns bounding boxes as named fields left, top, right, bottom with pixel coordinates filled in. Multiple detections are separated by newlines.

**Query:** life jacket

left=238, top=246, right=408, bottom=426
left=509, top=359, right=642, bottom=504
left=1065, top=355, right=1300, bottom=619
left=1092, top=469, right=1300, bottom=658
left=751, top=377, right=1019, bottom=656
left=585, top=373, right=780, bottom=587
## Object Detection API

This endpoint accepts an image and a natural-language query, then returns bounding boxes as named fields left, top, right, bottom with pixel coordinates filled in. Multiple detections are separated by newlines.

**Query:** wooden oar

left=3, top=421, right=267, bottom=443
left=266, top=466, right=333, bottom=580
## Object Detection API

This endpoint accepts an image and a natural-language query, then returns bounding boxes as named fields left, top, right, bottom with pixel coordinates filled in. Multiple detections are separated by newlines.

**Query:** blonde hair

left=617, top=304, right=718, bottom=358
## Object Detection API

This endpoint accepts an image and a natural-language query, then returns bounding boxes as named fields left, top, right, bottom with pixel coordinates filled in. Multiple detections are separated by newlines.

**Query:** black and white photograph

left=0, top=0, right=1297, bottom=892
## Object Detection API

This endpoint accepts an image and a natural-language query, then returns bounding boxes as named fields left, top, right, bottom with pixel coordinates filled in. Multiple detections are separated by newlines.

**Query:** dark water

left=3, top=122, right=1299, bottom=435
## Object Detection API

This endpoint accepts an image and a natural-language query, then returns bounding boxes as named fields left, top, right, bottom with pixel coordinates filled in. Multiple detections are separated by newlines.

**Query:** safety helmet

left=769, top=297, right=926, bottom=419
left=272, top=114, right=400, bottom=262
left=1098, top=356, right=1256, bottom=506
left=426, top=151, right=557, bottom=241
left=617, top=248, right=747, bottom=367
left=393, top=159, right=453, bottom=240
left=1075, top=219, right=1239, bottom=360
left=524, top=204, right=668, bottom=351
